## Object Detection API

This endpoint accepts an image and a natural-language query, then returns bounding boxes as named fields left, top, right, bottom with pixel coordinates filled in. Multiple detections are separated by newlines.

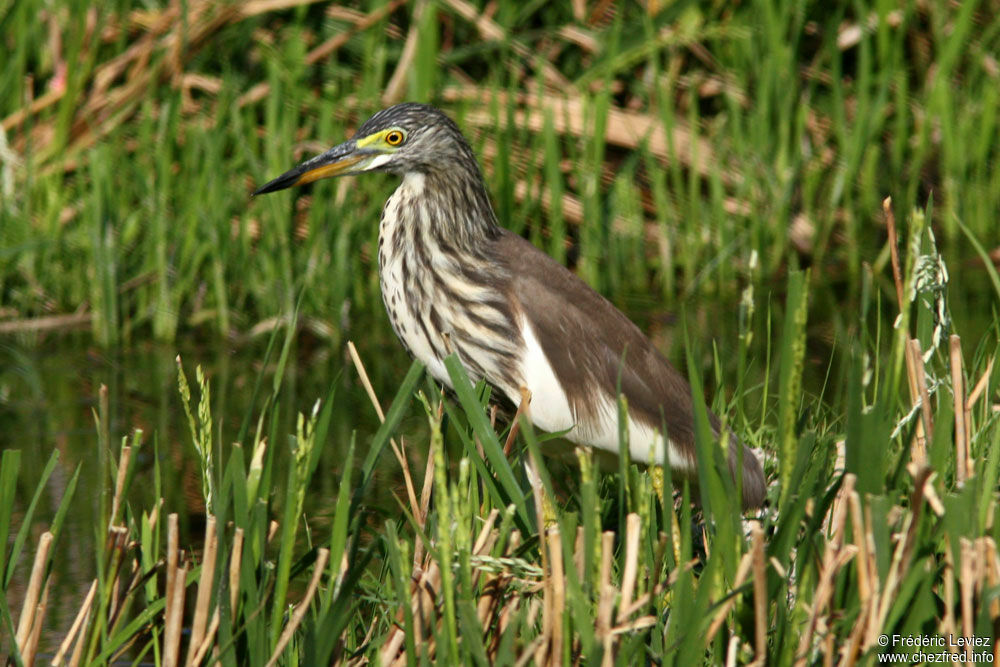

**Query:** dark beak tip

left=252, top=172, right=298, bottom=197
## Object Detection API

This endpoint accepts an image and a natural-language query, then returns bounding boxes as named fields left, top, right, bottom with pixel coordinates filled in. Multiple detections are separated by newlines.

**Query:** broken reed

left=6, top=199, right=1000, bottom=663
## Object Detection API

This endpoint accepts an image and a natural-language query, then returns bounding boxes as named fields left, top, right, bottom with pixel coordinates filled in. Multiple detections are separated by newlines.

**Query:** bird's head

left=253, top=103, right=475, bottom=195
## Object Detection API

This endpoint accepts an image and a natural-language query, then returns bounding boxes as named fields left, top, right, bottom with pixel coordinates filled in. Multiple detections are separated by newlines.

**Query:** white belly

left=516, top=316, right=693, bottom=472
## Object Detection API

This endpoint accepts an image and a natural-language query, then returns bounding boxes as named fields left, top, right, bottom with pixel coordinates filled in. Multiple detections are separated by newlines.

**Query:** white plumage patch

left=516, top=315, right=694, bottom=473
left=517, top=316, right=575, bottom=433
left=363, top=153, right=395, bottom=172
left=401, top=170, right=426, bottom=192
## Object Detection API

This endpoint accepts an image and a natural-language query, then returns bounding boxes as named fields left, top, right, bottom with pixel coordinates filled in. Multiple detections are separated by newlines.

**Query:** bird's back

left=494, top=231, right=766, bottom=509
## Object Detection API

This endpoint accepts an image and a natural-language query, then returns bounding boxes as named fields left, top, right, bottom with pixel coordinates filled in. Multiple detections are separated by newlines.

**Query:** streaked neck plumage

left=376, top=165, right=522, bottom=397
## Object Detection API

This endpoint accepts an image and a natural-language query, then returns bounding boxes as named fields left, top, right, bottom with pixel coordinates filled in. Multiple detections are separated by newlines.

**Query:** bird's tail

left=728, top=436, right=767, bottom=510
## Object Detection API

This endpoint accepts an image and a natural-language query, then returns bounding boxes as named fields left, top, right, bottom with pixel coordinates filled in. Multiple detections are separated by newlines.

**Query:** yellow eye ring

left=385, top=130, right=404, bottom=146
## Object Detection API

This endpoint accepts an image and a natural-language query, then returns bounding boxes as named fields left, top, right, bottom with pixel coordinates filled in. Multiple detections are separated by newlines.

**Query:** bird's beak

left=253, top=140, right=366, bottom=196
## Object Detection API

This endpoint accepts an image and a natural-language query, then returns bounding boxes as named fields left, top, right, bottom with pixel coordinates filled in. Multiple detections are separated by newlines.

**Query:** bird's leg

left=502, top=386, right=532, bottom=456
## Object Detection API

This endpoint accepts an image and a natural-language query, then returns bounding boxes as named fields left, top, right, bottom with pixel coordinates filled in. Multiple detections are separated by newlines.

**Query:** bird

left=254, top=103, right=766, bottom=510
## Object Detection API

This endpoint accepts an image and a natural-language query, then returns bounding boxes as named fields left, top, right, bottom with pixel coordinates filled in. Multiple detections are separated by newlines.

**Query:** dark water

left=0, top=330, right=431, bottom=652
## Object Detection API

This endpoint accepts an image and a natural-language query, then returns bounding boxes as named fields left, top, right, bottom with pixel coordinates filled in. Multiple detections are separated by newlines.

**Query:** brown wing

left=495, top=230, right=765, bottom=508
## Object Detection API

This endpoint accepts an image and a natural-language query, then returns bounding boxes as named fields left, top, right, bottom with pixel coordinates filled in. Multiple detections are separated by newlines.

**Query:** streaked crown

left=352, top=103, right=479, bottom=175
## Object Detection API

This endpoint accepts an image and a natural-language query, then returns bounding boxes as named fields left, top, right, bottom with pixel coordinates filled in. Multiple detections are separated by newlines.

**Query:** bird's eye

left=385, top=130, right=405, bottom=146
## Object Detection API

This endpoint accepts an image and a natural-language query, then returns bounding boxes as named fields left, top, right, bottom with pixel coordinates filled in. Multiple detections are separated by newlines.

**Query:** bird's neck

left=378, top=167, right=504, bottom=297
left=398, top=165, right=502, bottom=249
left=375, top=165, right=522, bottom=398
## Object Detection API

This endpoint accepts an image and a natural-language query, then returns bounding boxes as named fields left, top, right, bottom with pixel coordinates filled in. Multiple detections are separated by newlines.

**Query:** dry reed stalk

left=190, top=606, right=221, bottom=665
left=911, top=339, right=934, bottom=445
left=163, top=564, right=188, bottom=667
left=496, top=531, right=523, bottom=636
left=966, top=355, right=994, bottom=479
left=348, top=341, right=421, bottom=519
left=266, top=548, right=331, bottom=666
left=0, top=312, right=92, bottom=334
left=515, top=634, right=546, bottom=667
left=1, top=84, right=67, bottom=133
left=966, top=357, right=994, bottom=408
left=15, top=531, right=52, bottom=654
left=22, top=579, right=49, bottom=667
left=537, top=550, right=552, bottom=666
left=941, top=535, right=957, bottom=640
left=415, top=441, right=436, bottom=567
left=149, top=498, right=162, bottom=531
left=870, top=465, right=930, bottom=642
left=830, top=473, right=855, bottom=548
left=185, top=515, right=218, bottom=667
left=547, top=528, right=565, bottom=666
left=795, top=545, right=859, bottom=666
left=750, top=524, right=766, bottom=666
left=861, top=503, right=881, bottom=648
left=616, top=514, right=641, bottom=625
left=502, top=394, right=530, bottom=455
left=237, top=0, right=327, bottom=18
left=68, top=585, right=98, bottom=667
left=883, top=199, right=906, bottom=318
left=416, top=562, right=441, bottom=644
left=166, top=513, right=179, bottom=629
left=847, top=491, right=871, bottom=609
left=822, top=631, right=835, bottom=667
left=229, top=527, right=244, bottom=617
left=820, top=442, right=848, bottom=537
left=476, top=566, right=503, bottom=638
left=51, top=579, right=97, bottom=666
left=105, top=526, right=128, bottom=625
left=41, top=0, right=235, bottom=167
left=470, top=510, right=500, bottom=598
left=473, top=532, right=506, bottom=640
left=986, top=538, right=1000, bottom=621
left=841, top=595, right=868, bottom=667
left=381, top=552, right=445, bottom=665
left=379, top=616, right=407, bottom=664
left=904, top=340, right=927, bottom=465
left=959, top=538, right=975, bottom=664
left=597, top=531, right=616, bottom=667
left=526, top=443, right=549, bottom=661
left=611, top=615, right=657, bottom=634
left=623, top=558, right=697, bottom=618
left=109, top=446, right=131, bottom=528
left=725, top=635, right=741, bottom=667
left=950, top=335, right=968, bottom=484
left=382, top=0, right=425, bottom=104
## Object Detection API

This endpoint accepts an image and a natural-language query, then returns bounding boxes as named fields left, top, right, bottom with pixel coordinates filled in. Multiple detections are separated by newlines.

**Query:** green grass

left=3, top=248, right=999, bottom=662
left=2, top=1, right=998, bottom=346
left=2, top=0, right=1000, bottom=664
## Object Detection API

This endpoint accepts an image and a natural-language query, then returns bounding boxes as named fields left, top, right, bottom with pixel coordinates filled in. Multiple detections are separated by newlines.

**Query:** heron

left=255, top=103, right=766, bottom=510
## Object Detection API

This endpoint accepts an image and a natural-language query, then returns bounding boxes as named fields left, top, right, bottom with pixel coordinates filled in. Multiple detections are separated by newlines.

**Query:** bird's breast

left=378, top=187, right=451, bottom=385
left=377, top=181, right=523, bottom=395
